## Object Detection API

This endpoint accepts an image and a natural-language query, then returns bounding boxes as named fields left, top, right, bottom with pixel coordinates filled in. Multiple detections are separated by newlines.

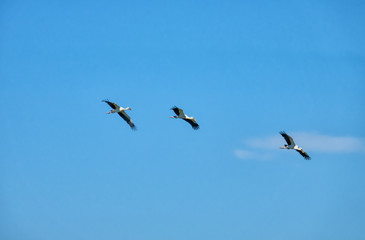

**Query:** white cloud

left=234, top=149, right=274, bottom=160
left=244, top=135, right=282, bottom=150
left=288, top=132, right=365, bottom=153
left=235, top=132, right=365, bottom=160
left=234, top=149, right=257, bottom=159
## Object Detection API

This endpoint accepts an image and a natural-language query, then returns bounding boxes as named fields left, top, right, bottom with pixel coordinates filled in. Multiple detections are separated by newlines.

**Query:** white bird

left=279, top=131, right=311, bottom=160
left=102, top=99, right=136, bottom=130
left=170, top=106, right=199, bottom=130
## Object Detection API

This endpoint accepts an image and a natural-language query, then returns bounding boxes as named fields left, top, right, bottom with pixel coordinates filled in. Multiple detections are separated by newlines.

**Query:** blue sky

left=1, top=0, right=365, bottom=239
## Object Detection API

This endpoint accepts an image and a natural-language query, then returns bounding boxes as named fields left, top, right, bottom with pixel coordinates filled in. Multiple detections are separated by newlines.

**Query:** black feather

left=183, top=118, right=200, bottom=130
left=279, top=131, right=295, bottom=145
left=170, top=106, right=181, bottom=116
left=102, top=99, right=117, bottom=109
left=296, top=149, right=311, bottom=160
left=118, top=112, right=136, bottom=130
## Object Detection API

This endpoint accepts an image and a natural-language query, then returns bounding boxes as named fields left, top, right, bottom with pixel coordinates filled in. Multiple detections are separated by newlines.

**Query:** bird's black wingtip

left=170, top=105, right=178, bottom=110
left=101, top=99, right=109, bottom=103
left=192, top=125, right=200, bottom=130
left=279, top=131, right=286, bottom=135
left=131, top=126, right=137, bottom=131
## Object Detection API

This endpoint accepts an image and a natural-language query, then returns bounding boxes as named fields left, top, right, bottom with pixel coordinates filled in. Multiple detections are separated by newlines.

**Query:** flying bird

left=170, top=106, right=199, bottom=130
left=102, top=99, right=136, bottom=130
left=279, top=131, right=311, bottom=160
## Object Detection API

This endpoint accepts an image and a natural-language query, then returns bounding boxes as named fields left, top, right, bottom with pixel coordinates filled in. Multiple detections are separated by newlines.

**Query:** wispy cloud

left=234, top=149, right=257, bottom=159
left=234, top=149, right=273, bottom=160
left=287, top=132, right=365, bottom=153
left=235, top=132, right=365, bottom=160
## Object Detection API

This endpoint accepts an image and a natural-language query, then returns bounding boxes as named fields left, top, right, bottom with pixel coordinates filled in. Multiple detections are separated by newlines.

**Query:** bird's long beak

left=280, top=147, right=285, bottom=149
left=106, top=112, right=111, bottom=114
left=170, top=116, right=174, bottom=118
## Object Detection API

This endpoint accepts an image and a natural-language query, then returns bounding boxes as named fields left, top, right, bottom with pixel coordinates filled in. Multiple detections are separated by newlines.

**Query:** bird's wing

left=295, top=149, right=311, bottom=160
left=171, top=106, right=184, bottom=117
left=183, top=118, right=199, bottom=130
left=280, top=131, right=295, bottom=145
left=118, top=111, right=136, bottom=130
left=102, top=99, right=120, bottom=109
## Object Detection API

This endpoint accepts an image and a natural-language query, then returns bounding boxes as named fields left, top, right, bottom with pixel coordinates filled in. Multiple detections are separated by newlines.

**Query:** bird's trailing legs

left=106, top=110, right=115, bottom=114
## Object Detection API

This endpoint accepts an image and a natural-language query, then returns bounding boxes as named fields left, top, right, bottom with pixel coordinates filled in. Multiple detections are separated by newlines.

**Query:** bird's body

left=170, top=106, right=199, bottom=130
left=112, top=106, right=130, bottom=113
left=279, top=131, right=310, bottom=160
left=102, top=99, right=136, bottom=130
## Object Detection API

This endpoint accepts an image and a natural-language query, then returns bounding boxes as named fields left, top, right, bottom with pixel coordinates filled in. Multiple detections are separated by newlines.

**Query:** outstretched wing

left=296, top=149, right=311, bottom=160
left=280, top=131, right=295, bottom=146
left=118, top=111, right=136, bottom=130
left=183, top=118, right=199, bottom=130
left=102, top=99, right=120, bottom=110
left=171, top=106, right=184, bottom=117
